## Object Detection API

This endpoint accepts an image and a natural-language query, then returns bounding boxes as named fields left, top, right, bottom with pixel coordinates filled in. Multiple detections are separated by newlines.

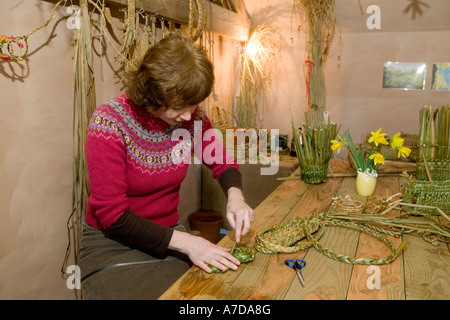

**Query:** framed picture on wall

left=431, top=63, right=450, bottom=91
left=382, top=62, right=426, bottom=90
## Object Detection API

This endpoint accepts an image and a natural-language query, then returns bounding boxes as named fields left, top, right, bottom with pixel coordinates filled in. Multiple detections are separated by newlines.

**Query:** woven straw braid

left=255, top=213, right=407, bottom=265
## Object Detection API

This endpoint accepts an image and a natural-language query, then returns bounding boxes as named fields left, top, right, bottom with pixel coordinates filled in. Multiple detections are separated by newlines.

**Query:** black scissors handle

left=285, top=258, right=306, bottom=287
left=285, top=258, right=306, bottom=269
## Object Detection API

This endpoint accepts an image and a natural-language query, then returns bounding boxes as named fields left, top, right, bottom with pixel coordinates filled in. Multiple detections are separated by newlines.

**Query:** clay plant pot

left=188, top=211, right=224, bottom=244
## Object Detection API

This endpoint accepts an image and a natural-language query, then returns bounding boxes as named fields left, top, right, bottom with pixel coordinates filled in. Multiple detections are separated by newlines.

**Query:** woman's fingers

left=228, top=207, right=255, bottom=242
left=193, top=241, right=240, bottom=273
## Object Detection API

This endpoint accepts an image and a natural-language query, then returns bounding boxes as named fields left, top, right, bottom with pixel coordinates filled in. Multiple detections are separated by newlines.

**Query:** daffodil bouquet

left=331, top=128, right=412, bottom=176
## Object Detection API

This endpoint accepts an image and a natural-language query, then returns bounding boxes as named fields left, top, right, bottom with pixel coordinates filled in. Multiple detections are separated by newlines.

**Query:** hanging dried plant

left=60, top=0, right=97, bottom=299
left=292, top=0, right=337, bottom=124
left=235, top=24, right=280, bottom=128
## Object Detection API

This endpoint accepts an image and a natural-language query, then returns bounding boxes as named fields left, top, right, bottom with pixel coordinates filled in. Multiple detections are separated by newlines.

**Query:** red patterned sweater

left=85, top=94, right=238, bottom=230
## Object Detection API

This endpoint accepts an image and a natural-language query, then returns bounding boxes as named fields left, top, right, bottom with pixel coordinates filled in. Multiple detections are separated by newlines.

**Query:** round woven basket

left=300, top=163, right=329, bottom=184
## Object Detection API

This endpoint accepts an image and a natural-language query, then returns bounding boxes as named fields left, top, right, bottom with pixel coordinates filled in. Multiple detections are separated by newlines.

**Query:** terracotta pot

left=188, top=211, right=224, bottom=244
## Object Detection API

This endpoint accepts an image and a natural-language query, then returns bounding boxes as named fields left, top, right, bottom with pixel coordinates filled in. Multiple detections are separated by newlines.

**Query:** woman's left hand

left=225, top=187, right=255, bottom=243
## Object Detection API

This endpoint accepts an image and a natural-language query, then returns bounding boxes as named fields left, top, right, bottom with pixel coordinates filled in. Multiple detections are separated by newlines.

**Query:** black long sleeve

left=104, top=210, right=174, bottom=258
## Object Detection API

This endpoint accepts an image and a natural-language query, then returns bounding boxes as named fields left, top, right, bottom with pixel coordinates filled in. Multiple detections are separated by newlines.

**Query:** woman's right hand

left=168, top=230, right=240, bottom=273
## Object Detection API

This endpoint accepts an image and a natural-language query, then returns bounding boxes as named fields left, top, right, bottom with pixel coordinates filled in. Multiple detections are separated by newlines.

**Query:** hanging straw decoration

left=235, top=24, right=280, bottom=128
left=0, top=0, right=65, bottom=62
left=189, top=0, right=207, bottom=42
left=292, top=0, right=337, bottom=124
left=62, top=0, right=97, bottom=289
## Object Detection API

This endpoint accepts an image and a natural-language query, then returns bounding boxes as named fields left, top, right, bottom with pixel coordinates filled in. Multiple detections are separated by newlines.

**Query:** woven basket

left=401, top=179, right=450, bottom=215
left=364, top=132, right=419, bottom=161
left=300, top=162, right=329, bottom=184
left=416, top=145, right=450, bottom=180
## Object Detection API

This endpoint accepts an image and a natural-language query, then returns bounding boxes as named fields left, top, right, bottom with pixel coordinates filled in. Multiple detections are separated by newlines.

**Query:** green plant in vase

left=332, top=128, right=412, bottom=196
left=291, top=112, right=340, bottom=184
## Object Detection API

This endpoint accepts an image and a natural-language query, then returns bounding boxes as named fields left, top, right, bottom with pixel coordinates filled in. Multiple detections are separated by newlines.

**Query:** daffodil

left=332, top=128, right=411, bottom=173
left=397, top=146, right=412, bottom=158
left=368, top=128, right=389, bottom=147
left=369, top=152, right=385, bottom=165
left=390, top=132, right=404, bottom=149
left=331, top=140, right=342, bottom=153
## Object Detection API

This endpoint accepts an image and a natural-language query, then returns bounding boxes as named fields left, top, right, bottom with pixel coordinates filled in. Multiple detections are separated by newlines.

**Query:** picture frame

left=431, top=63, right=450, bottom=91
left=382, top=62, right=426, bottom=90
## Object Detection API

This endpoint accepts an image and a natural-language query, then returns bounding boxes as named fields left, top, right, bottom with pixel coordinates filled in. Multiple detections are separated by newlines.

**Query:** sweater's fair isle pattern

left=88, top=96, right=198, bottom=174
left=84, top=94, right=237, bottom=229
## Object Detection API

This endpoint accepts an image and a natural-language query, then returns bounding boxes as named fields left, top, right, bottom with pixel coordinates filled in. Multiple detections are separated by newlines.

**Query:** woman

left=78, top=33, right=254, bottom=299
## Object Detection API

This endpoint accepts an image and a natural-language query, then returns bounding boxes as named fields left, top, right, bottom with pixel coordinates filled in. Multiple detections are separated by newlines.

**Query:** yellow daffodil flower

left=369, top=152, right=385, bottom=165
left=390, top=132, right=404, bottom=149
left=368, top=128, right=389, bottom=147
left=397, top=146, right=412, bottom=158
left=331, top=140, right=342, bottom=153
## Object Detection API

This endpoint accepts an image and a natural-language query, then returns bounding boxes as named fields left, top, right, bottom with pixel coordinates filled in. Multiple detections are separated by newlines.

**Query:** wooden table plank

left=346, top=176, right=405, bottom=300
left=283, top=177, right=362, bottom=300
left=220, top=177, right=343, bottom=300
left=403, top=228, right=450, bottom=300
left=160, top=172, right=450, bottom=300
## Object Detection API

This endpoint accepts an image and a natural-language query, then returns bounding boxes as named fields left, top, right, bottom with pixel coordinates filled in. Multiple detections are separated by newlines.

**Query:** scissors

left=285, top=258, right=306, bottom=287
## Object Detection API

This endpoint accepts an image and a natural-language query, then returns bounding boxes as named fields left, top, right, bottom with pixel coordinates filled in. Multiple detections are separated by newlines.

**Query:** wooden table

left=160, top=169, right=450, bottom=300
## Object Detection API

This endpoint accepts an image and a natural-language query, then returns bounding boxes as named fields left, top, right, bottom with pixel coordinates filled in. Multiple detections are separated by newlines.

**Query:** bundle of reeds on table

left=291, top=112, right=340, bottom=184
left=401, top=105, right=450, bottom=216
left=417, top=105, right=450, bottom=180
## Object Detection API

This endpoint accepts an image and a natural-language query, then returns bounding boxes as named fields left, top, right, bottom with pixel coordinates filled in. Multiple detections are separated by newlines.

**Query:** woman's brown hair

left=125, top=33, right=215, bottom=112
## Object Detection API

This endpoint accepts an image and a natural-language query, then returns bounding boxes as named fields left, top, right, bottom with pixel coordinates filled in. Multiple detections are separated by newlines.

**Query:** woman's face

left=152, top=105, right=197, bottom=125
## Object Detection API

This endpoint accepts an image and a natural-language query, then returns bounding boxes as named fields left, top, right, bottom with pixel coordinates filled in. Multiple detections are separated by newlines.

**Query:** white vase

left=356, top=171, right=377, bottom=196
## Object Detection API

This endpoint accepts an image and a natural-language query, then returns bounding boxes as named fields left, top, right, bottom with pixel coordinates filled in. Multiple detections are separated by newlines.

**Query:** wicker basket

left=401, top=179, right=450, bottom=215
left=416, top=146, right=450, bottom=181
left=300, top=162, right=329, bottom=184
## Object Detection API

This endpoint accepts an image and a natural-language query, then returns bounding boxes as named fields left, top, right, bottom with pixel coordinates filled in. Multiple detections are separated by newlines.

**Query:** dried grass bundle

left=418, top=105, right=450, bottom=180
left=235, top=24, right=279, bottom=128
left=291, top=111, right=340, bottom=184
left=291, top=111, right=340, bottom=165
left=292, top=0, right=337, bottom=124
left=62, top=1, right=96, bottom=297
